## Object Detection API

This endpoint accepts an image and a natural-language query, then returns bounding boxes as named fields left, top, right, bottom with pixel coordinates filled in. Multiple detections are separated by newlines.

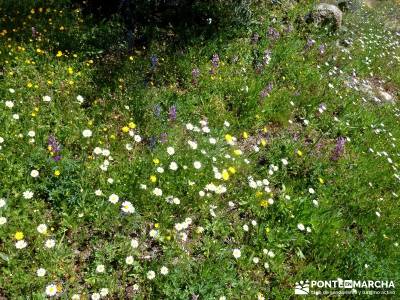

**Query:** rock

left=310, top=4, right=343, bottom=30
left=337, top=0, right=362, bottom=12
left=378, top=90, right=394, bottom=103
left=344, top=75, right=397, bottom=104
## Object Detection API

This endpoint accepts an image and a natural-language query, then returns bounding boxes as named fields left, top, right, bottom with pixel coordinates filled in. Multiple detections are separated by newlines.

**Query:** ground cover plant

left=0, top=0, right=399, bottom=299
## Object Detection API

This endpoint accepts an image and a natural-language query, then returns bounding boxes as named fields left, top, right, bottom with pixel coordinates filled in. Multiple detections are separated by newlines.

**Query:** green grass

left=0, top=0, right=399, bottom=299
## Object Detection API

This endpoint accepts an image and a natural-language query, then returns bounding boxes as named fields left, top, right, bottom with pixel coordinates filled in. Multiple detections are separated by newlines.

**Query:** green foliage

left=0, top=0, right=399, bottom=299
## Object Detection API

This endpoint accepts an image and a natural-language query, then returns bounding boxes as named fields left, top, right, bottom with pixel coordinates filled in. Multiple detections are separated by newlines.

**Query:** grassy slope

left=0, top=0, right=399, bottom=299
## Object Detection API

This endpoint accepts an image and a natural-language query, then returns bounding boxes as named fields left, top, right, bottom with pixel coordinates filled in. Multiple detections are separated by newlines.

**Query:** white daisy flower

left=100, top=288, right=109, bottom=297
left=36, top=268, right=46, bottom=277
left=125, top=256, right=134, bottom=265
left=15, top=240, right=27, bottom=249
left=37, top=224, right=47, bottom=234
left=102, top=149, right=110, bottom=156
left=5, top=101, right=14, bottom=108
left=76, top=95, right=84, bottom=103
left=45, top=284, right=57, bottom=296
left=96, top=265, right=105, bottom=273
left=153, top=188, right=162, bottom=196
left=130, top=239, right=139, bottom=248
left=30, top=170, right=39, bottom=178
left=93, top=147, right=102, bottom=155
left=23, top=190, right=34, bottom=199
left=147, top=270, right=156, bottom=280
left=45, top=239, right=56, bottom=248
left=160, top=266, right=169, bottom=275
left=0, top=217, right=7, bottom=225
left=108, top=194, right=119, bottom=204
left=193, top=161, right=202, bottom=169
left=82, top=129, right=92, bottom=138
left=233, top=248, right=241, bottom=259
left=297, top=223, right=305, bottom=231
left=167, top=147, right=175, bottom=155
left=42, top=95, right=52, bottom=102
left=169, top=162, right=178, bottom=171
left=149, top=229, right=159, bottom=238
left=188, top=140, right=198, bottom=150
left=91, top=293, right=100, bottom=300
left=121, top=201, right=135, bottom=214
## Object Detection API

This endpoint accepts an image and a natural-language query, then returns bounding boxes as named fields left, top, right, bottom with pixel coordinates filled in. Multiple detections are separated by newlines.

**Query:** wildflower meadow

left=0, top=0, right=399, bottom=299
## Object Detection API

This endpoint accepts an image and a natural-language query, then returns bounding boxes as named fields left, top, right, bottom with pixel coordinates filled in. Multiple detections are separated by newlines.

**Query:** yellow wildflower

left=225, top=134, right=233, bottom=143
left=15, top=232, right=24, bottom=240
left=233, top=149, right=242, bottom=156
left=222, top=170, right=230, bottom=181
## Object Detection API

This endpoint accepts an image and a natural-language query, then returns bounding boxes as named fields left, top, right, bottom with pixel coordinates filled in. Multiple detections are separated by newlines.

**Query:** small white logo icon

left=295, top=280, right=310, bottom=295
left=344, top=280, right=353, bottom=288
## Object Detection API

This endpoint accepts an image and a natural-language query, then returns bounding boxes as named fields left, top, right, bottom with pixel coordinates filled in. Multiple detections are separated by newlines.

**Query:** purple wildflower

left=148, top=136, right=157, bottom=150
left=31, top=27, right=37, bottom=38
left=260, top=82, right=273, bottom=98
left=168, top=105, right=177, bottom=121
left=211, top=54, right=219, bottom=68
left=318, top=103, right=327, bottom=114
left=150, top=55, right=158, bottom=69
left=331, top=137, right=346, bottom=161
left=284, top=24, right=293, bottom=34
left=305, top=38, right=316, bottom=51
left=318, top=44, right=326, bottom=55
left=267, top=27, right=280, bottom=41
left=251, top=32, right=260, bottom=44
left=210, top=54, right=220, bottom=75
left=263, top=49, right=272, bottom=66
left=48, top=135, right=61, bottom=161
left=191, top=68, right=200, bottom=85
left=153, top=104, right=162, bottom=117
left=160, top=133, right=168, bottom=144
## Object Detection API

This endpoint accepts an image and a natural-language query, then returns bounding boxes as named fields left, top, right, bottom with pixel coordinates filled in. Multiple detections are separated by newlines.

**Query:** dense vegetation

left=0, top=0, right=399, bottom=298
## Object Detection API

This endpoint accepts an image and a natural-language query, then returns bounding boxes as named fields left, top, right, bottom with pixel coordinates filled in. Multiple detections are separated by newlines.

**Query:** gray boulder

left=310, top=4, right=343, bottom=30
left=337, top=0, right=362, bottom=12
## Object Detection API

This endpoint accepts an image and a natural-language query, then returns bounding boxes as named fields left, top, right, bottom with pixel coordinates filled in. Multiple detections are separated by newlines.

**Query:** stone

left=337, top=0, right=362, bottom=12
left=311, top=4, right=343, bottom=30
left=378, top=90, right=394, bottom=103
